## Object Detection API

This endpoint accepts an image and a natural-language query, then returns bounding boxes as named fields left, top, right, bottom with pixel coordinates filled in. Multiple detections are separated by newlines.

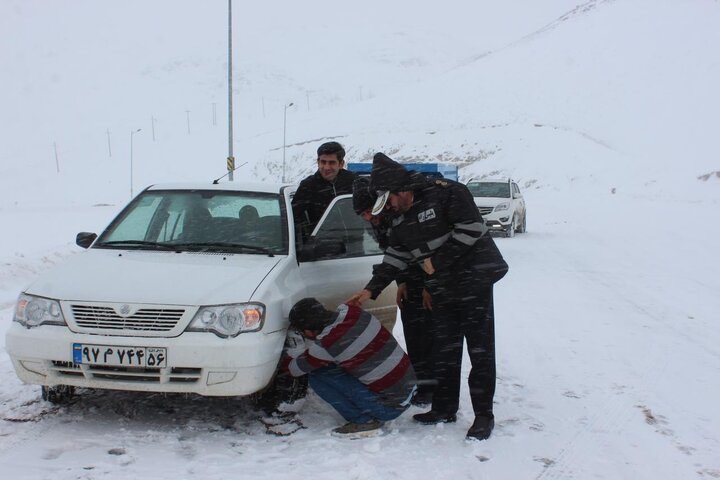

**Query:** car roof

left=467, top=178, right=511, bottom=184
left=146, top=181, right=292, bottom=194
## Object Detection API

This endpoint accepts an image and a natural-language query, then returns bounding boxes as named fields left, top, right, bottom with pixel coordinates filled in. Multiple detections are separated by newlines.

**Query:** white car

left=5, top=182, right=396, bottom=404
left=466, top=178, right=527, bottom=237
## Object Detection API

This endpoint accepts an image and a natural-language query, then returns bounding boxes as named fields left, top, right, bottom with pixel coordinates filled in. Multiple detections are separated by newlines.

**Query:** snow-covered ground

left=1, top=0, right=719, bottom=478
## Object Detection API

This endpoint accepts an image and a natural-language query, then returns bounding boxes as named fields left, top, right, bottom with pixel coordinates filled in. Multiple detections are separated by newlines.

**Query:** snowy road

left=1, top=191, right=718, bottom=479
left=2, top=0, right=719, bottom=477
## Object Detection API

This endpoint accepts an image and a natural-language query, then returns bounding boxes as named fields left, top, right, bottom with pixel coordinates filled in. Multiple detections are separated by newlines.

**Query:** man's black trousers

left=429, top=285, right=496, bottom=417
left=399, top=277, right=434, bottom=395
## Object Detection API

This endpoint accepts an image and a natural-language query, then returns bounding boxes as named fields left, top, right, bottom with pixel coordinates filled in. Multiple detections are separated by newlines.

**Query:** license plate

left=73, top=343, right=167, bottom=368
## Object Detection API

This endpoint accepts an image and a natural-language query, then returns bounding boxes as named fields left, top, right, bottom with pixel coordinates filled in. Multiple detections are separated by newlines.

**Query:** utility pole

left=185, top=110, right=191, bottom=135
left=282, top=102, right=294, bottom=183
left=130, top=129, right=141, bottom=198
left=54, top=142, right=60, bottom=173
left=227, top=0, right=235, bottom=181
left=106, top=129, right=112, bottom=157
left=151, top=116, right=156, bottom=141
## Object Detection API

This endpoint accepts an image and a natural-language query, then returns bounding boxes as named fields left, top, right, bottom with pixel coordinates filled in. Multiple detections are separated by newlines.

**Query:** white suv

left=5, top=182, right=396, bottom=404
left=466, top=178, right=527, bottom=237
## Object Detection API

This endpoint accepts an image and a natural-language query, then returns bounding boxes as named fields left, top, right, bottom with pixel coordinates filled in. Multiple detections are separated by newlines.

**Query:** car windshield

left=466, top=182, right=510, bottom=198
left=95, top=190, right=287, bottom=255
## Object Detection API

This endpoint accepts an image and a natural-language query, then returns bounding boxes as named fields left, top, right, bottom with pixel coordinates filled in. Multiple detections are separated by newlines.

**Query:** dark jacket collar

left=312, top=168, right=355, bottom=186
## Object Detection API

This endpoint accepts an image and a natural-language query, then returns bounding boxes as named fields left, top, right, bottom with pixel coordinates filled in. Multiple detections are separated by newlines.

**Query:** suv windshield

left=95, top=190, right=287, bottom=255
left=466, top=182, right=510, bottom=198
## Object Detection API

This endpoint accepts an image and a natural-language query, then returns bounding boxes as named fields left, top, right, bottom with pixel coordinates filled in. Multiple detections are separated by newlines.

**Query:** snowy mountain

left=1, top=1, right=719, bottom=479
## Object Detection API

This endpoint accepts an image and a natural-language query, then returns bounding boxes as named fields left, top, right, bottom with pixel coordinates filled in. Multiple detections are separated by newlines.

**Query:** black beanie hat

left=369, top=153, right=413, bottom=194
left=352, top=177, right=376, bottom=214
left=289, top=298, right=334, bottom=332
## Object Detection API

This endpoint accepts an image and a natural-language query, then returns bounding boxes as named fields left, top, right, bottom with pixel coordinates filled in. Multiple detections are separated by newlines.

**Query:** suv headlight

left=494, top=202, right=510, bottom=212
left=187, top=303, right=265, bottom=338
left=14, top=294, right=67, bottom=328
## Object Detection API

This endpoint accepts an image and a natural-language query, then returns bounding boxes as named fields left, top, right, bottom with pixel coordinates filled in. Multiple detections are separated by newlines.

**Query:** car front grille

left=50, top=360, right=201, bottom=384
left=477, top=207, right=494, bottom=216
left=70, top=304, right=185, bottom=332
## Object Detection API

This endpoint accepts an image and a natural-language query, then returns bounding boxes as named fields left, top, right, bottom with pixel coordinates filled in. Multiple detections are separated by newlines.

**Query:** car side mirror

left=315, top=239, right=346, bottom=258
left=297, top=238, right=346, bottom=262
left=76, top=232, right=97, bottom=249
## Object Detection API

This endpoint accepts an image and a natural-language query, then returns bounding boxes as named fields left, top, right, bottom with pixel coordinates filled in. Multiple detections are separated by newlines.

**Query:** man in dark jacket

left=347, top=153, right=508, bottom=441
left=292, top=141, right=357, bottom=241
left=284, top=298, right=416, bottom=438
left=352, top=177, right=391, bottom=250
left=352, top=177, right=435, bottom=406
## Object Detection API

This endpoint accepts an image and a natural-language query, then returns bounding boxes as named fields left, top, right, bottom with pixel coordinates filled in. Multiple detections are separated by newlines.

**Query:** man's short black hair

left=289, top=298, right=334, bottom=332
left=352, top=177, right=376, bottom=214
left=317, top=141, right=346, bottom=163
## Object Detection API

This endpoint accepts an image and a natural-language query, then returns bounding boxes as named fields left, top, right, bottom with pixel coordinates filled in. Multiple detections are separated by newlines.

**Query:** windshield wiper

left=94, top=240, right=176, bottom=250
left=170, top=242, right=275, bottom=256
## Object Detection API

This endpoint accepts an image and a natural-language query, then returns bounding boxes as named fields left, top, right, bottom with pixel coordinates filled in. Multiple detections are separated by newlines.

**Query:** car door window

left=310, top=196, right=382, bottom=259
left=296, top=194, right=396, bottom=326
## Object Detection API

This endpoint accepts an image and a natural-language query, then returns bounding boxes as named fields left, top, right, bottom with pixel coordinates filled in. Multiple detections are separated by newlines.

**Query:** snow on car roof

left=146, top=181, right=293, bottom=194
left=467, top=178, right=511, bottom=184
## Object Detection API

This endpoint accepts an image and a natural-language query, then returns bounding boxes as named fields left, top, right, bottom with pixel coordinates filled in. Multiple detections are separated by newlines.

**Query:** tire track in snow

left=0, top=395, right=62, bottom=456
left=529, top=233, right=715, bottom=479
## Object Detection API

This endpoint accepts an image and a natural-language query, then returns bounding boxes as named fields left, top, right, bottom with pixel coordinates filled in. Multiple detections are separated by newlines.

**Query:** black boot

left=413, top=410, right=457, bottom=425
left=466, top=415, right=494, bottom=441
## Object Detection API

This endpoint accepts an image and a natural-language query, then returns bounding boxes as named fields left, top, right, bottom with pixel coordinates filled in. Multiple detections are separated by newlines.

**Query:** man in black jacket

left=292, top=141, right=357, bottom=241
left=352, top=177, right=391, bottom=250
left=352, top=176, right=435, bottom=406
left=347, top=153, right=508, bottom=441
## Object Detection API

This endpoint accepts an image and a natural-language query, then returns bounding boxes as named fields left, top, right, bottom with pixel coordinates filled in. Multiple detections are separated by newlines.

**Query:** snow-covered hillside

left=1, top=0, right=719, bottom=478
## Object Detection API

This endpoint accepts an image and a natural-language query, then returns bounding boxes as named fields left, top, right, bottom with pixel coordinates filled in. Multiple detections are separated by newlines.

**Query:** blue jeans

left=309, top=366, right=408, bottom=424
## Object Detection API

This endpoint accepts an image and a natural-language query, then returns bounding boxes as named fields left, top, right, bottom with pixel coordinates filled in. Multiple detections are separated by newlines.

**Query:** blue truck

left=347, top=162, right=458, bottom=181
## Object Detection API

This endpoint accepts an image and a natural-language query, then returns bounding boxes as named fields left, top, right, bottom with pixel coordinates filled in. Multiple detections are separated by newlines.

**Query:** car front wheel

left=41, top=385, right=76, bottom=405
left=254, top=371, right=308, bottom=414
left=506, top=217, right=516, bottom=238
left=517, top=212, right=527, bottom=233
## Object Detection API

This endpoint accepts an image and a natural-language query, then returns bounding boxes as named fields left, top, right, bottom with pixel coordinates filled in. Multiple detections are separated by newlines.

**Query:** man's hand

left=422, top=288, right=433, bottom=311
left=396, top=283, right=408, bottom=308
left=284, top=330, right=307, bottom=359
left=346, top=289, right=372, bottom=306
left=422, top=257, right=435, bottom=275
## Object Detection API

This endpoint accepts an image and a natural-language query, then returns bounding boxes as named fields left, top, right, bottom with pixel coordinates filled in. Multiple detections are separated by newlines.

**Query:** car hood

left=472, top=196, right=511, bottom=208
left=25, top=249, right=284, bottom=306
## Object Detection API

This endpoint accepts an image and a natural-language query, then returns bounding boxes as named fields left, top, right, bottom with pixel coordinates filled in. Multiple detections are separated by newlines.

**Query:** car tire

left=254, top=370, right=309, bottom=413
left=41, top=385, right=76, bottom=405
left=506, top=217, right=516, bottom=238
left=518, top=212, right=527, bottom=233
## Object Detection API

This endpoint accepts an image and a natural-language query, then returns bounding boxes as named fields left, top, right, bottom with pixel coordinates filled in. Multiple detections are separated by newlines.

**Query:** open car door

left=296, top=194, right=398, bottom=331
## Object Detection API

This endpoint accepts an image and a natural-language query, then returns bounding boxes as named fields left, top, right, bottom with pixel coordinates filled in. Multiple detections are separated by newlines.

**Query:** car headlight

left=494, top=202, right=510, bottom=212
left=14, top=294, right=67, bottom=328
left=187, top=303, right=265, bottom=338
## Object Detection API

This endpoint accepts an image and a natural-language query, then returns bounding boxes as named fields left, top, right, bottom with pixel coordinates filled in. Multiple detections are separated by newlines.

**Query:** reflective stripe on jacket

left=365, top=179, right=508, bottom=300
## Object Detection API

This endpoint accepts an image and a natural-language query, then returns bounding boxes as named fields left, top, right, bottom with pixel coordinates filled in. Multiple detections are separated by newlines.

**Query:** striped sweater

left=287, top=304, right=417, bottom=408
